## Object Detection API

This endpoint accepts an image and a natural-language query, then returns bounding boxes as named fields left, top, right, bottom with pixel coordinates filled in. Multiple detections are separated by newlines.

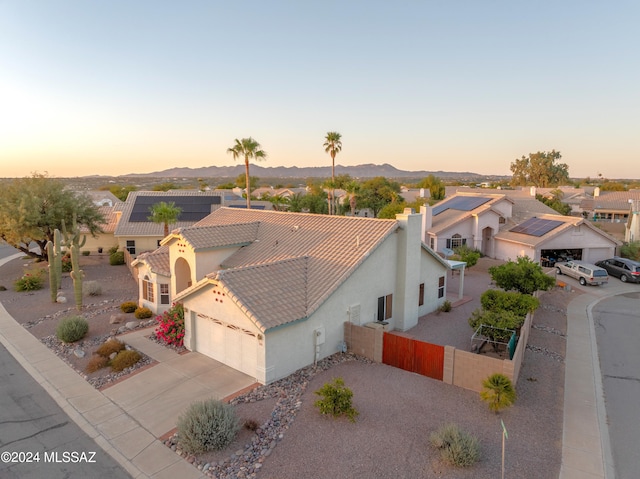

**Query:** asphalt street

left=593, top=290, right=640, bottom=479
left=0, top=342, right=131, bottom=479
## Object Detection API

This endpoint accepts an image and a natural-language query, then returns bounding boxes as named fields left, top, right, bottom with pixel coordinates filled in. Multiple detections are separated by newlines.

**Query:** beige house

left=133, top=207, right=450, bottom=384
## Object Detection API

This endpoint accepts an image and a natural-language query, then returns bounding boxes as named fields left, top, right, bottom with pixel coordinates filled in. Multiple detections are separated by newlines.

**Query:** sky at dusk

left=1, top=1, right=638, bottom=179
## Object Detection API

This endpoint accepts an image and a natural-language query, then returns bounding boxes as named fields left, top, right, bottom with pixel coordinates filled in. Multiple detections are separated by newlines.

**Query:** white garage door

left=194, top=313, right=258, bottom=378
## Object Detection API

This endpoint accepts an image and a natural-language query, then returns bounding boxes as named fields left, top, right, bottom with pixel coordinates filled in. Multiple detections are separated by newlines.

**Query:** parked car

left=595, top=257, right=640, bottom=283
left=555, top=260, right=609, bottom=286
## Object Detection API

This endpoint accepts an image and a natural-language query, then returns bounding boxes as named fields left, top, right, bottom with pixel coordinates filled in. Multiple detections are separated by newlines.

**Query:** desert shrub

left=61, top=254, right=73, bottom=272
left=120, top=301, right=138, bottom=313
left=85, top=354, right=109, bottom=373
left=430, top=423, right=480, bottom=467
left=480, top=289, right=539, bottom=318
left=83, top=280, right=102, bottom=296
left=111, top=350, right=142, bottom=372
left=95, top=338, right=126, bottom=358
left=56, top=316, right=89, bottom=343
left=314, top=377, right=358, bottom=422
left=108, top=245, right=119, bottom=255
left=81, top=250, right=90, bottom=256
left=14, top=269, right=44, bottom=292
left=620, top=241, right=640, bottom=261
left=451, top=245, right=481, bottom=268
left=439, top=300, right=452, bottom=312
left=480, top=373, right=516, bottom=413
left=155, top=303, right=185, bottom=347
left=109, top=251, right=125, bottom=265
left=134, top=307, right=153, bottom=319
left=177, top=399, right=240, bottom=454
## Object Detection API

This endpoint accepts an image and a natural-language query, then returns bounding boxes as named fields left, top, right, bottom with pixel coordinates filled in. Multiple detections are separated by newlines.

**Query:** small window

left=419, top=283, right=425, bottom=306
left=160, top=284, right=170, bottom=304
left=377, top=294, right=393, bottom=321
left=142, top=275, right=154, bottom=302
left=438, top=276, right=445, bottom=299
left=126, top=240, right=136, bottom=255
left=499, top=216, right=506, bottom=224
left=429, top=237, right=435, bottom=249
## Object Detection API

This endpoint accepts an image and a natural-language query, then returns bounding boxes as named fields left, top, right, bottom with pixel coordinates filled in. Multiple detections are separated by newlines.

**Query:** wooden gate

left=382, top=332, right=444, bottom=381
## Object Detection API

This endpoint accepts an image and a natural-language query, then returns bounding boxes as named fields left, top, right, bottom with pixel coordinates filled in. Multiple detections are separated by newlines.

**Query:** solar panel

left=129, top=195, right=221, bottom=222
left=433, top=196, right=492, bottom=216
left=510, top=217, right=564, bottom=237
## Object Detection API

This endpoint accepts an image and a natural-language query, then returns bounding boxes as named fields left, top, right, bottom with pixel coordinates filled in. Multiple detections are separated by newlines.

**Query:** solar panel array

left=509, top=217, right=564, bottom=237
left=130, top=195, right=221, bottom=222
left=433, top=196, right=492, bottom=216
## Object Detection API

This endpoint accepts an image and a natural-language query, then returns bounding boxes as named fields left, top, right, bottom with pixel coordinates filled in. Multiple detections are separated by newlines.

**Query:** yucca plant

left=480, top=373, right=516, bottom=413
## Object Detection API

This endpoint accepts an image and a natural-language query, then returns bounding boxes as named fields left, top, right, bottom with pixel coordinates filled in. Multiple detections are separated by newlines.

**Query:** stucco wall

left=118, top=236, right=161, bottom=257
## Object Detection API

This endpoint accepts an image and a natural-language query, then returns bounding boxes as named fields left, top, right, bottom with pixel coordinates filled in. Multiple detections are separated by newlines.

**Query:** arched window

left=446, top=234, right=466, bottom=249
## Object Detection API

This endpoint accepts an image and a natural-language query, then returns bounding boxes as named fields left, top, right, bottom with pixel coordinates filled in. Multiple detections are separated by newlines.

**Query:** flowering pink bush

left=155, top=303, right=185, bottom=347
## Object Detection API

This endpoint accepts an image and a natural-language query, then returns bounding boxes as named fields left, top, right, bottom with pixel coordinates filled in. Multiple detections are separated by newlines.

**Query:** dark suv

left=595, top=257, right=640, bottom=283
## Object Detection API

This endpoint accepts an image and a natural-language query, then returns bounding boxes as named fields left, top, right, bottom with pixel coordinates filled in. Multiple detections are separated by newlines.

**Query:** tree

left=488, top=256, right=555, bottom=295
left=152, top=182, right=180, bottom=191
left=99, top=184, right=138, bottom=202
left=417, top=174, right=445, bottom=200
left=234, top=173, right=259, bottom=191
left=0, top=173, right=104, bottom=261
left=480, top=374, right=516, bottom=413
left=357, top=176, right=402, bottom=218
left=510, top=150, right=570, bottom=187
left=227, top=137, right=267, bottom=209
left=148, top=201, right=182, bottom=237
left=323, top=131, right=342, bottom=215
left=535, top=193, right=571, bottom=215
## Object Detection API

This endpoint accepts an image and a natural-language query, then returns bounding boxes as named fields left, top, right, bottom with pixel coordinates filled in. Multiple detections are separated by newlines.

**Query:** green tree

left=357, top=176, right=402, bottom=217
left=0, top=173, right=104, bottom=261
left=599, top=181, right=627, bottom=191
left=488, top=256, right=555, bottom=295
left=535, top=193, right=571, bottom=215
left=417, top=174, right=445, bottom=200
left=152, top=182, right=180, bottom=191
left=234, top=173, right=259, bottom=191
left=510, top=150, right=570, bottom=187
left=227, top=137, right=267, bottom=209
left=148, top=201, right=182, bottom=237
left=323, top=131, right=342, bottom=215
left=99, top=184, right=138, bottom=202
left=620, top=241, right=640, bottom=261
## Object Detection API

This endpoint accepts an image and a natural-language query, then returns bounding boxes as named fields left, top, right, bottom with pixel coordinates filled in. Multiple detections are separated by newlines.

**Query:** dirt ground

left=0, top=255, right=572, bottom=478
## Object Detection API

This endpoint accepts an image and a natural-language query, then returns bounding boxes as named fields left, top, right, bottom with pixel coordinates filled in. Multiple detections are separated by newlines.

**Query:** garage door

left=194, top=313, right=258, bottom=377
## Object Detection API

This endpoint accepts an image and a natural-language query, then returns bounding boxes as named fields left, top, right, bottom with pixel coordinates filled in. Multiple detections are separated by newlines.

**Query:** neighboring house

left=423, top=192, right=620, bottom=264
left=113, top=190, right=225, bottom=258
left=81, top=205, right=120, bottom=254
left=134, top=207, right=450, bottom=384
left=580, top=189, right=640, bottom=223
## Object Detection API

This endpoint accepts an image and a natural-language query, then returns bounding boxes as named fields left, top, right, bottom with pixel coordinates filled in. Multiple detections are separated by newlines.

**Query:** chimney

left=420, top=205, right=433, bottom=232
left=594, top=187, right=600, bottom=198
left=395, top=209, right=422, bottom=331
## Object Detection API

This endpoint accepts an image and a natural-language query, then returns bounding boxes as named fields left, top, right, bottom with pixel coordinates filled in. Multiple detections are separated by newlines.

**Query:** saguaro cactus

left=70, top=244, right=85, bottom=311
left=53, top=229, right=62, bottom=290
left=46, top=240, right=57, bottom=302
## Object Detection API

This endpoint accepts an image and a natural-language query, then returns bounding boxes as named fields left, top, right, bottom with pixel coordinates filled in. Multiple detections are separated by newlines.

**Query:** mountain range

left=126, top=163, right=503, bottom=180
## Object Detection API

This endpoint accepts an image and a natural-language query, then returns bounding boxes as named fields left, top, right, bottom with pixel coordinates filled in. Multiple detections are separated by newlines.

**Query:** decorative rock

left=125, top=321, right=138, bottom=330
left=109, top=314, right=126, bottom=324
left=73, top=348, right=85, bottom=358
left=56, top=296, right=67, bottom=303
left=117, top=326, right=126, bottom=334
left=109, top=352, right=117, bottom=360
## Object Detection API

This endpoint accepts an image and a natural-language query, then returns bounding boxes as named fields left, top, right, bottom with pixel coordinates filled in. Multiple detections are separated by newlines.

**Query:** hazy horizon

left=1, top=2, right=638, bottom=179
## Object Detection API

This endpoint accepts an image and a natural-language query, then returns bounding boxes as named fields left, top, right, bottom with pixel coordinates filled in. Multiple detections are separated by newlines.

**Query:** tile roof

left=80, top=205, right=119, bottom=234
left=132, top=245, right=171, bottom=277
left=175, top=208, right=399, bottom=332
left=175, top=222, right=260, bottom=250
left=114, top=190, right=224, bottom=237
left=429, top=193, right=511, bottom=234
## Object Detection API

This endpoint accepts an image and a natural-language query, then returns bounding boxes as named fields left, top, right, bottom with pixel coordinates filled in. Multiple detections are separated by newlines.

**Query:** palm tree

left=148, top=201, right=182, bottom=237
left=480, top=373, right=516, bottom=413
left=323, top=131, right=342, bottom=214
left=227, top=137, right=267, bottom=209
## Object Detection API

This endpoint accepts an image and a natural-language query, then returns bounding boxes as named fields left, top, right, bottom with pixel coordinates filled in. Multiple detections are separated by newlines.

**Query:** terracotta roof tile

left=178, top=208, right=399, bottom=331
left=178, top=222, right=260, bottom=250
left=133, top=245, right=171, bottom=277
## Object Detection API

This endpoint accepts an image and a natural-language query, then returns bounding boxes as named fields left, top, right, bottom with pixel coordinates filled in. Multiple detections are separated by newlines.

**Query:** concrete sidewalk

left=0, top=249, right=257, bottom=479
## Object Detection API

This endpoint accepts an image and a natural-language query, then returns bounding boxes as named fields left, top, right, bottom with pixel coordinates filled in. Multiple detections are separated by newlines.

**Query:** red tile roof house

left=132, top=207, right=450, bottom=384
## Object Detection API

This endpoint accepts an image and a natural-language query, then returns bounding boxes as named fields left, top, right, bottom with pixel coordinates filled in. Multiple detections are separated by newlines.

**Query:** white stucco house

left=423, top=192, right=621, bottom=265
left=133, top=207, right=450, bottom=384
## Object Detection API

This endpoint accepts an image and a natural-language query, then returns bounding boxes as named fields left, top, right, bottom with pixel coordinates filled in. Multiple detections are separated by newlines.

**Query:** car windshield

left=593, top=270, right=608, bottom=277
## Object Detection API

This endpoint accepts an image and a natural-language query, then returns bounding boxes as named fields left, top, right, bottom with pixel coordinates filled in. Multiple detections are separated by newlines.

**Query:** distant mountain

left=126, top=163, right=496, bottom=180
